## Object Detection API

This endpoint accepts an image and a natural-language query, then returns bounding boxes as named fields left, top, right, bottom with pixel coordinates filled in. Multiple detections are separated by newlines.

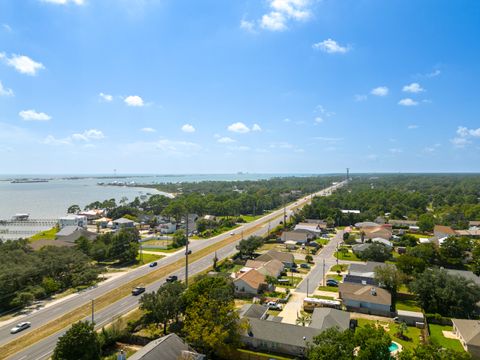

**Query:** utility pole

left=185, top=213, right=189, bottom=287
left=323, top=259, right=326, bottom=286
left=306, top=278, right=309, bottom=297
left=346, top=168, right=350, bottom=183
left=283, top=200, right=287, bottom=230
left=139, top=242, right=143, bottom=264
left=91, top=299, right=94, bottom=324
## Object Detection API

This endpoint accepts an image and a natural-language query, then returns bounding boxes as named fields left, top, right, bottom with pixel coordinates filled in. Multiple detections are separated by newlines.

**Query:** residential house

left=456, top=229, right=480, bottom=238
left=344, top=262, right=386, bottom=286
left=78, top=209, right=104, bottom=221
left=305, top=219, right=328, bottom=227
left=388, top=219, right=418, bottom=227
left=446, top=269, right=480, bottom=286
left=469, top=221, right=480, bottom=228
left=371, top=237, right=393, bottom=248
left=128, top=333, right=204, bottom=360
left=56, top=226, right=97, bottom=243
left=341, top=210, right=361, bottom=214
left=294, top=222, right=324, bottom=235
left=363, top=226, right=393, bottom=241
left=355, top=222, right=380, bottom=228
left=434, top=225, right=456, bottom=239
left=93, top=217, right=112, bottom=229
left=352, top=243, right=373, bottom=257
left=113, top=217, right=135, bottom=229
left=203, top=214, right=216, bottom=221
left=58, top=215, right=87, bottom=229
left=255, top=250, right=295, bottom=268
left=257, top=259, right=285, bottom=278
left=452, top=319, right=480, bottom=358
left=339, top=283, right=392, bottom=317
left=309, top=308, right=350, bottom=331
left=239, top=304, right=350, bottom=357
left=157, top=222, right=177, bottom=234
left=280, top=231, right=309, bottom=244
left=234, top=269, right=268, bottom=296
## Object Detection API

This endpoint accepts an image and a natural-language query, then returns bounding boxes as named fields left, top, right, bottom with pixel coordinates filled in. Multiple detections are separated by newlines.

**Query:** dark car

left=300, top=263, right=310, bottom=269
left=166, top=275, right=178, bottom=283
left=290, top=268, right=299, bottom=273
left=326, top=279, right=339, bottom=287
left=131, top=286, right=146, bottom=296
left=149, top=262, right=157, bottom=267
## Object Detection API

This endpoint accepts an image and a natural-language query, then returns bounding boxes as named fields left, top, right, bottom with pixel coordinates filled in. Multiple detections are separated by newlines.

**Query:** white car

left=230, top=232, right=235, bottom=236
left=10, top=322, right=31, bottom=334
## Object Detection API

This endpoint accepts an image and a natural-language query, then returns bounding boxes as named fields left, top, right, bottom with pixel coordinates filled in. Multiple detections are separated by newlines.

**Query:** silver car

left=10, top=322, right=31, bottom=334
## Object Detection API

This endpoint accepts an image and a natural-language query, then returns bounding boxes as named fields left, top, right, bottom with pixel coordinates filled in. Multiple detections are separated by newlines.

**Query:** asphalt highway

left=2, top=181, right=345, bottom=360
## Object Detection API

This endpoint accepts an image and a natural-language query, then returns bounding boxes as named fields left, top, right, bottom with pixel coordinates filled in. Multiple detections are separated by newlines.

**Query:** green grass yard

left=356, top=318, right=422, bottom=350
left=335, top=250, right=361, bottom=261
left=317, top=285, right=339, bottom=293
left=428, top=324, right=465, bottom=353
left=29, top=227, right=58, bottom=242
left=395, top=299, right=422, bottom=312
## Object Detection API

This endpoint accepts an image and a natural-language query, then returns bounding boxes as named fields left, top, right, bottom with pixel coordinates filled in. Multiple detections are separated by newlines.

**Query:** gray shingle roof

left=452, top=319, right=480, bottom=347
left=128, top=333, right=201, bottom=360
left=239, top=304, right=268, bottom=319
left=309, top=308, right=350, bottom=331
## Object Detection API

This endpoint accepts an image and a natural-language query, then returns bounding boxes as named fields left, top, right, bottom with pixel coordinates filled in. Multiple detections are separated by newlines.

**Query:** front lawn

left=335, top=251, right=361, bottom=261
left=135, top=253, right=165, bottom=265
left=330, top=264, right=349, bottom=272
left=276, top=276, right=303, bottom=288
left=317, top=285, right=339, bottom=293
left=429, top=324, right=465, bottom=353
left=29, top=227, right=58, bottom=242
left=396, top=299, right=422, bottom=312
left=356, top=318, right=422, bottom=350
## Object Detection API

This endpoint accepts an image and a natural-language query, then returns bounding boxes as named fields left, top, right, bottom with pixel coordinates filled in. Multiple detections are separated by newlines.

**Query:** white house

left=157, top=222, right=177, bottom=234
left=58, top=215, right=87, bottom=229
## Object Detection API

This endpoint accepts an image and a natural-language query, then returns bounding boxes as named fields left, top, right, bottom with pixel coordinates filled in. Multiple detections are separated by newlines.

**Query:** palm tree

left=395, top=321, right=408, bottom=339
left=295, top=311, right=312, bottom=327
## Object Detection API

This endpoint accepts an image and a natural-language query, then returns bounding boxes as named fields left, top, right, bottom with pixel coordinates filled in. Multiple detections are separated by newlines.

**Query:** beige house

left=255, top=250, right=295, bottom=268
left=339, top=283, right=392, bottom=317
left=234, top=269, right=268, bottom=295
left=452, top=319, right=480, bottom=358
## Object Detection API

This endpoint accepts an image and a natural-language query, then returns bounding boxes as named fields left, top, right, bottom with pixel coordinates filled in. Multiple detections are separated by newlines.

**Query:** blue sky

left=0, top=0, right=479, bottom=174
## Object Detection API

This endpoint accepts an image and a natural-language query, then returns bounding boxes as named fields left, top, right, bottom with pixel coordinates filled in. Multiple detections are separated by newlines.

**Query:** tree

left=140, top=281, right=185, bottom=335
left=182, top=275, right=234, bottom=309
left=109, top=229, right=139, bottom=264
left=397, top=343, right=471, bottom=360
left=67, top=204, right=80, bottom=214
left=407, top=243, right=438, bottom=265
left=172, top=230, right=187, bottom=248
left=396, top=255, right=426, bottom=276
left=74, top=236, right=91, bottom=256
left=237, top=236, right=263, bottom=259
left=296, top=311, right=311, bottom=326
left=409, top=268, right=480, bottom=318
left=395, top=322, right=408, bottom=339
left=374, top=264, right=403, bottom=307
left=418, top=213, right=435, bottom=233
left=212, top=251, right=219, bottom=271
left=305, top=254, right=313, bottom=263
left=308, top=327, right=355, bottom=360
left=52, top=321, right=100, bottom=360
left=265, top=275, right=277, bottom=287
left=354, top=324, right=391, bottom=360
left=439, top=237, right=471, bottom=268
left=183, top=294, right=240, bottom=358
left=359, top=243, right=391, bottom=262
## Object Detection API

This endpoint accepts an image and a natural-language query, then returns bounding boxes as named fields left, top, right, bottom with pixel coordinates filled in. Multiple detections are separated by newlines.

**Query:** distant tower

left=346, top=168, right=350, bottom=182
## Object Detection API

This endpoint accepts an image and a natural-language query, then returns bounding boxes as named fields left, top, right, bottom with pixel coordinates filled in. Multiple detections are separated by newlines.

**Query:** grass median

left=0, top=215, right=278, bottom=359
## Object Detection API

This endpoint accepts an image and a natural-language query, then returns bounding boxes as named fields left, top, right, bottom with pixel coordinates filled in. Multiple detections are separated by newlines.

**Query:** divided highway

left=1, top=181, right=345, bottom=360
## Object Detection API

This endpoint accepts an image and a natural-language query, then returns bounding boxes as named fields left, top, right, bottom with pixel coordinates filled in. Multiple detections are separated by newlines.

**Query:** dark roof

left=113, top=217, right=135, bottom=224
left=255, top=250, right=295, bottom=264
left=244, top=318, right=320, bottom=348
left=128, top=333, right=202, bottom=360
left=239, top=304, right=268, bottom=319
left=56, top=226, right=97, bottom=243
left=309, top=308, right=350, bottom=331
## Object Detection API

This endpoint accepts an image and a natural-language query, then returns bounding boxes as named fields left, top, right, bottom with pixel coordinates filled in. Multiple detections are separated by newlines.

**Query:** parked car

left=290, top=268, right=299, bottom=273
left=149, top=262, right=157, bottom=267
left=131, top=286, right=146, bottom=296
left=300, top=263, right=310, bottom=269
left=266, top=301, right=283, bottom=311
left=166, top=275, right=178, bottom=283
left=326, top=279, right=339, bottom=287
left=10, top=322, right=31, bottom=334
left=230, top=232, right=235, bottom=236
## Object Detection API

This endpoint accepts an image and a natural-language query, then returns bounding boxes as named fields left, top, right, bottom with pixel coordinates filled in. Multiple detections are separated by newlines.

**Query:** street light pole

left=91, top=299, right=94, bottom=324
left=185, top=213, right=189, bottom=287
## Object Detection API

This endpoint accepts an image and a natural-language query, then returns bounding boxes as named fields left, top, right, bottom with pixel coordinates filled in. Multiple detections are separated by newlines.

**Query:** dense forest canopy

left=301, top=174, right=480, bottom=228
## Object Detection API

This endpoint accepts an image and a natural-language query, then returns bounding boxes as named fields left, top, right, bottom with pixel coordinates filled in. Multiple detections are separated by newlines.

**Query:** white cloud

left=451, top=137, right=470, bottom=148
left=456, top=126, right=480, bottom=138
left=228, top=122, right=250, bottom=133
left=43, top=135, right=71, bottom=146
left=72, top=129, right=105, bottom=141
left=269, top=142, right=294, bottom=149
left=240, top=19, right=255, bottom=32
left=312, top=39, right=349, bottom=54
left=407, top=124, right=419, bottom=129
left=124, top=95, right=144, bottom=107
left=99, top=92, right=113, bottom=102
left=252, top=123, right=262, bottom=132
left=217, top=136, right=236, bottom=144
left=259, top=0, right=312, bottom=32
left=371, top=86, right=389, bottom=97
left=450, top=126, right=480, bottom=148
left=427, top=69, right=441, bottom=78
left=354, top=94, right=367, bottom=102
left=389, top=148, right=403, bottom=154
left=2, top=24, right=12, bottom=32
left=40, top=0, right=85, bottom=5
left=181, top=124, right=195, bottom=133
left=403, top=82, right=425, bottom=93
left=314, top=117, right=323, bottom=124
left=228, top=145, right=250, bottom=152
left=140, top=127, right=156, bottom=133
left=0, top=81, right=14, bottom=96
left=283, top=118, right=291, bottom=123
left=398, top=98, right=419, bottom=106
left=313, top=136, right=343, bottom=143
left=19, top=109, right=51, bottom=121
left=1, top=54, right=45, bottom=76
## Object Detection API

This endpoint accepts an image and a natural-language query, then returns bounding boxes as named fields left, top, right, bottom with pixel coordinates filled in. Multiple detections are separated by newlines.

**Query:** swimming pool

left=389, top=342, right=399, bottom=352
